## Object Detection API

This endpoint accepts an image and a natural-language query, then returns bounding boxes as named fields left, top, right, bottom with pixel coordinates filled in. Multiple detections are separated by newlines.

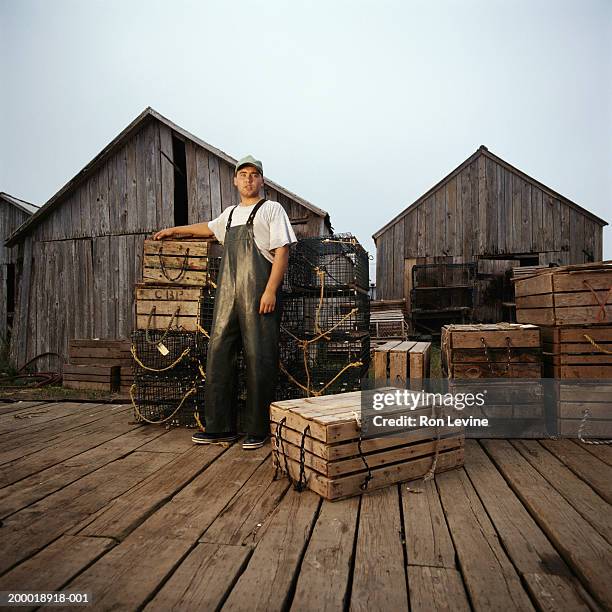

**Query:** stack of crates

left=130, top=239, right=221, bottom=427
left=278, top=234, right=370, bottom=399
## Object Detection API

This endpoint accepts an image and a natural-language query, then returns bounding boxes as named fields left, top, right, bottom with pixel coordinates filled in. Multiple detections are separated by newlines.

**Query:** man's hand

left=259, top=289, right=277, bottom=314
left=153, top=227, right=176, bottom=240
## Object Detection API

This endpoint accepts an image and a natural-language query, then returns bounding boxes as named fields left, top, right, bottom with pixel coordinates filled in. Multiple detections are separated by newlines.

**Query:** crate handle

left=145, top=306, right=181, bottom=345
left=158, top=245, right=190, bottom=282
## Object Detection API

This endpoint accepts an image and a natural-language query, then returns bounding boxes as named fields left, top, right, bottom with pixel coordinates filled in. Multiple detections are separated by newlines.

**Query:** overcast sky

left=1, top=0, right=611, bottom=278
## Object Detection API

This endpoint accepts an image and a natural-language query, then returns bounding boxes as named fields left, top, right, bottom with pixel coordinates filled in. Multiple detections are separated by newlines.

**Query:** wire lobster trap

left=287, top=234, right=369, bottom=291
left=131, top=373, right=206, bottom=428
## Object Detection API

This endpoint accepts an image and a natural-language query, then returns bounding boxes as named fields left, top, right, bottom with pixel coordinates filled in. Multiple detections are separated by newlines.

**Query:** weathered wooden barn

left=373, top=146, right=607, bottom=330
left=0, top=193, right=38, bottom=343
left=6, top=107, right=331, bottom=370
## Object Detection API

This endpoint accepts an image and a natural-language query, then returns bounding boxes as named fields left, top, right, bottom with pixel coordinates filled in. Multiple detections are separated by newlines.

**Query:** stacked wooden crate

left=373, top=340, right=431, bottom=385
left=441, top=324, right=544, bottom=429
left=131, top=239, right=220, bottom=427
left=514, top=262, right=612, bottom=436
left=63, top=339, right=131, bottom=392
left=270, top=391, right=464, bottom=500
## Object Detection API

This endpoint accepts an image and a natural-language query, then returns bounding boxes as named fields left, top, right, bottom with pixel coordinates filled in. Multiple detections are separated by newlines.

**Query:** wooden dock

left=0, top=400, right=610, bottom=611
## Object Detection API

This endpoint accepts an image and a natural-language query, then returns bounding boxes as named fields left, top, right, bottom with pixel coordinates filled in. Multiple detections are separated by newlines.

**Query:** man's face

left=234, top=165, right=264, bottom=198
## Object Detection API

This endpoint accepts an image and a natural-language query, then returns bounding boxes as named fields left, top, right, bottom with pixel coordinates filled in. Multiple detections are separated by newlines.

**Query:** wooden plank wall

left=376, top=153, right=604, bottom=300
left=9, top=118, right=329, bottom=369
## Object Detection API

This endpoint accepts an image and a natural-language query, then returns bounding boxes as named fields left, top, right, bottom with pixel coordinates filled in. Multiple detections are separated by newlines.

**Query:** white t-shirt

left=208, top=200, right=298, bottom=263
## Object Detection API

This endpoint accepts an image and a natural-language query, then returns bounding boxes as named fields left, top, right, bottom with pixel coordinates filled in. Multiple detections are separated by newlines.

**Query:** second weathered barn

left=6, top=107, right=332, bottom=370
left=373, top=146, right=607, bottom=328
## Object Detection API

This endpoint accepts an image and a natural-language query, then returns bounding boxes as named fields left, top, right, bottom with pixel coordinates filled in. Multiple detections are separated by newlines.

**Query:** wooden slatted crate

left=541, top=325, right=612, bottom=379
left=63, top=364, right=120, bottom=391
left=441, top=323, right=542, bottom=378
left=373, top=340, right=431, bottom=385
left=142, top=239, right=211, bottom=286
left=556, top=382, right=612, bottom=438
left=270, top=392, right=464, bottom=500
left=514, top=262, right=612, bottom=326
left=68, top=339, right=132, bottom=367
left=135, top=285, right=204, bottom=332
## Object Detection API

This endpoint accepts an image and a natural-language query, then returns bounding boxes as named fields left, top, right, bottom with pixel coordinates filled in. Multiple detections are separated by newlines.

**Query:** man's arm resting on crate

left=153, top=222, right=214, bottom=240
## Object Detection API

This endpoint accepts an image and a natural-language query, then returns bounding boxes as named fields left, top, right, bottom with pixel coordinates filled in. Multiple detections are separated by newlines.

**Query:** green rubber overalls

left=203, top=199, right=281, bottom=436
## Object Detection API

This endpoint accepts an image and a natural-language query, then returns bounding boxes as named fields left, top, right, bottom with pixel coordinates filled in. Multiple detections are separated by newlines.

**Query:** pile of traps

left=130, top=238, right=225, bottom=428
left=278, top=234, right=371, bottom=400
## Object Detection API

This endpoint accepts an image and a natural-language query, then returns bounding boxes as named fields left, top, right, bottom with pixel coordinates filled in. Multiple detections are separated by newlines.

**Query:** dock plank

left=401, top=478, right=455, bottom=568
left=436, top=467, right=534, bottom=610
left=349, top=486, right=408, bottom=611
left=482, top=440, right=612, bottom=609
left=222, top=488, right=321, bottom=611
left=407, top=566, right=470, bottom=612
left=522, top=573, right=591, bottom=612
left=291, top=497, right=359, bottom=611
left=572, top=439, right=612, bottom=467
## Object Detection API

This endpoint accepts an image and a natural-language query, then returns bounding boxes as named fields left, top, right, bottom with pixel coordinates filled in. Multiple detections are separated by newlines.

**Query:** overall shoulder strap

left=246, top=198, right=267, bottom=226
left=225, top=205, right=238, bottom=232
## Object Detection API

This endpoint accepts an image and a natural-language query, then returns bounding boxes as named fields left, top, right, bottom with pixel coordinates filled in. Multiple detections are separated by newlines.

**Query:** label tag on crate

left=157, top=342, right=169, bottom=356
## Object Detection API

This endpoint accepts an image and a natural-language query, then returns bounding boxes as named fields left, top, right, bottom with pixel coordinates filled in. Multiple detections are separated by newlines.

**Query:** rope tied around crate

left=583, top=334, right=612, bottom=355
left=158, top=245, right=190, bottom=282
left=130, top=344, right=191, bottom=372
left=578, top=406, right=612, bottom=445
left=582, top=280, right=612, bottom=322
left=423, top=403, right=442, bottom=481
left=145, top=306, right=181, bottom=345
left=352, top=410, right=373, bottom=490
left=295, top=425, right=311, bottom=492
left=479, top=336, right=513, bottom=375
left=129, top=383, right=197, bottom=425
left=272, top=417, right=292, bottom=482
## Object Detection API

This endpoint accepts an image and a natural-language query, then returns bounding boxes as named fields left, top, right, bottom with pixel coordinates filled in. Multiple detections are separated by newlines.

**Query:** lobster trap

left=131, top=373, right=206, bottom=428
left=287, top=234, right=369, bottom=291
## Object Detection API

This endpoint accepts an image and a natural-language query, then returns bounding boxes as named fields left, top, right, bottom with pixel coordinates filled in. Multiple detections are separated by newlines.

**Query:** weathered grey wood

left=523, top=573, right=591, bottom=612
left=159, top=124, right=174, bottom=229
left=144, top=543, right=251, bottom=612
left=290, top=497, right=359, bottom=611
left=407, top=566, right=471, bottom=612
left=350, top=486, right=408, bottom=611
left=209, top=154, right=222, bottom=220
left=393, top=220, right=404, bottom=299
left=437, top=467, right=534, bottom=610
left=482, top=440, right=612, bottom=609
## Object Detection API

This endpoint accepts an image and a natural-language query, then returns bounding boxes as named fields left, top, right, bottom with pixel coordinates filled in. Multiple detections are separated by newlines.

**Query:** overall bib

left=203, top=199, right=281, bottom=436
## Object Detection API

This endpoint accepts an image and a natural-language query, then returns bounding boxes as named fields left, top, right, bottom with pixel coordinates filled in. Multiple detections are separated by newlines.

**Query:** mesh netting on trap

left=286, top=233, right=369, bottom=291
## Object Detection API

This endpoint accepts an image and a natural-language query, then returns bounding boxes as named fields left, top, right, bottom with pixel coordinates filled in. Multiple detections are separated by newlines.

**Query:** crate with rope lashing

left=142, top=238, right=214, bottom=286
left=135, top=285, right=205, bottom=333
left=270, top=391, right=464, bottom=500
left=514, top=262, right=612, bottom=326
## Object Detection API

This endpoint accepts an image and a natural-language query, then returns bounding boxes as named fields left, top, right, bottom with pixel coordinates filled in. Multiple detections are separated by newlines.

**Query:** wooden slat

left=290, top=497, right=359, bottom=611
left=407, top=566, right=471, bottom=612
left=350, top=486, right=408, bottom=610
left=222, top=488, right=321, bottom=611
left=436, top=467, right=534, bottom=610
left=523, top=573, right=590, bottom=612
left=482, top=440, right=612, bottom=609
left=144, top=543, right=251, bottom=612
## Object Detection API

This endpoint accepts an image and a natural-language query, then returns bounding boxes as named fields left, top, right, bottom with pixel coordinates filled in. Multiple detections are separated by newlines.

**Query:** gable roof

left=372, top=145, right=608, bottom=241
left=0, top=192, right=39, bottom=216
left=7, top=107, right=330, bottom=246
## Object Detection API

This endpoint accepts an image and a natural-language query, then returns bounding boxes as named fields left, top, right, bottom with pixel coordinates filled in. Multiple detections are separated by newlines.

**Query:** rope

left=158, top=246, right=190, bottom=282
left=144, top=306, right=181, bottom=345
left=129, top=383, right=197, bottom=425
left=578, top=407, right=612, bottom=445
left=583, top=334, right=612, bottom=355
left=196, top=323, right=210, bottom=339
left=194, top=409, right=205, bottom=431
left=272, top=417, right=293, bottom=483
left=582, top=280, right=611, bottom=322
left=423, top=403, right=442, bottom=481
left=296, top=425, right=311, bottom=492
left=279, top=360, right=363, bottom=397
left=352, top=410, right=373, bottom=490
left=130, top=345, right=191, bottom=372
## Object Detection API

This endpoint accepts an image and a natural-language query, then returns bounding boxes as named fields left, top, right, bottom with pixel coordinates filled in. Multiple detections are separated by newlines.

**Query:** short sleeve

left=207, top=207, right=232, bottom=244
left=268, top=202, right=298, bottom=250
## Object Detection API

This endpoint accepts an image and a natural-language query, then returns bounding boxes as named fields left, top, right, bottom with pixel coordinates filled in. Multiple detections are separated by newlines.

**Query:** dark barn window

left=172, top=136, right=188, bottom=226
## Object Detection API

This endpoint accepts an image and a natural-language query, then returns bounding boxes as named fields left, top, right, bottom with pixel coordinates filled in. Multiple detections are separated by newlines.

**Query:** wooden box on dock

left=269, top=391, right=464, bottom=501
left=555, top=381, right=612, bottom=438
left=541, top=325, right=612, bottom=379
left=142, top=239, right=211, bottom=286
left=373, top=340, right=431, bottom=385
left=514, top=262, right=612, bottom=326
left=135, top=285, right=204, bottom=332
left=68, top=339, right=132, bottom=367
left=441, top=323, right=542, bottom=378
left=63, top=364, right=120, bottom=391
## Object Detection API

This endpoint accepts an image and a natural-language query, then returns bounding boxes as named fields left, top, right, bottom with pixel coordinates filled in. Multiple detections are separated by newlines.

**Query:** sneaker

left=242, top=435, right=268, bottom=450
left=192, top=431, right=239, bottom=444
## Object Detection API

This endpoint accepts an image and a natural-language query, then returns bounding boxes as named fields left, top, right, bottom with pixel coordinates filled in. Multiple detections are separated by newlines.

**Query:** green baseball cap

left=235, top=155, right=263, bottom=176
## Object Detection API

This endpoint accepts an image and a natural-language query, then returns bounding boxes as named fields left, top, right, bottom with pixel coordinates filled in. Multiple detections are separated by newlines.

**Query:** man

left=154, top=155, right=296, bottom=449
